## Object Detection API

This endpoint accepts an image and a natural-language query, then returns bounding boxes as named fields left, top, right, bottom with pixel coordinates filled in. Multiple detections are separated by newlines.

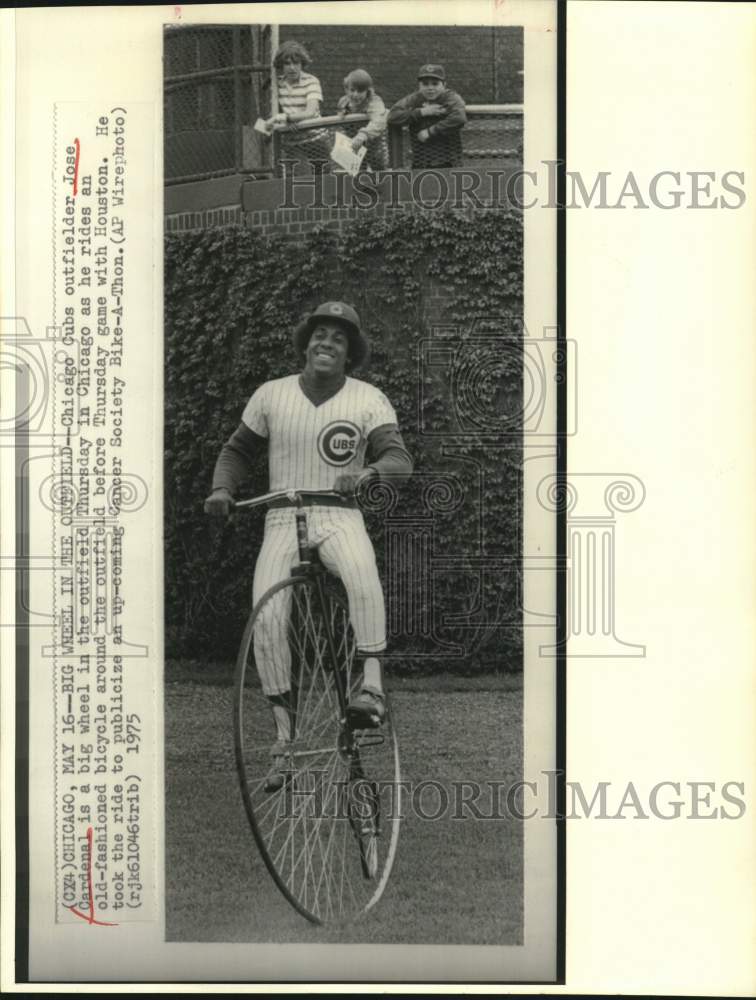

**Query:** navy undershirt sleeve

left=211, top=422, right=267, bottom=494
left=366, top=424, right=413, bottom=481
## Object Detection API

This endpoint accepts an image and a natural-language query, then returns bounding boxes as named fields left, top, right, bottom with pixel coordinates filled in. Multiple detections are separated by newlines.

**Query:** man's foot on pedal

left=263, top=739, right=291, bottom=793
left=347, top=686, right=386, bottom=729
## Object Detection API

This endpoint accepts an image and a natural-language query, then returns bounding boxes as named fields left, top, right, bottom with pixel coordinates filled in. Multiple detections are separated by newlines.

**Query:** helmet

left=292, top=301, right=370, bottom=371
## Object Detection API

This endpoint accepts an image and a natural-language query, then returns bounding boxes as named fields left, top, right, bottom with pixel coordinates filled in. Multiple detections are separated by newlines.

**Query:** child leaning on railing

left=336, top=69, right=389, bottom=172
left=387, top=63, right=467, bottom=169
left=265, top=39, right=333, bottom=167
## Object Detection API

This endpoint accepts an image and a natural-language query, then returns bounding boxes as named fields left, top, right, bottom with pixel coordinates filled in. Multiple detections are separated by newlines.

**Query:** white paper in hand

left=330, top=131, right=367, bottom=176
left=254, top=117, right=272, bottom=136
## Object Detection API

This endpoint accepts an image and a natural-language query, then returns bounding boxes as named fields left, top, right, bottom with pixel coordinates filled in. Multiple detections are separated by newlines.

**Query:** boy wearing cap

left=337, top=68, right=389, bottom=171
left=205, top=303, right=413, bottom=779
left=387, top=64, right=467, bottom=168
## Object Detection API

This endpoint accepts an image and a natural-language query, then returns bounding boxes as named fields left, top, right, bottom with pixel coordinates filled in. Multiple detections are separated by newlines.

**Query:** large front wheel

left=233, top=574, right=402, bottom=925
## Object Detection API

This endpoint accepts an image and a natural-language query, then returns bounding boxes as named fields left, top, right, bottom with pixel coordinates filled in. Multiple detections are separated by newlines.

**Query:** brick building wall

left=165, top=192, right=502, bottom=240
left=278, top=24, right=523, bottom=111
left=166, top=167, right=520, bottom=237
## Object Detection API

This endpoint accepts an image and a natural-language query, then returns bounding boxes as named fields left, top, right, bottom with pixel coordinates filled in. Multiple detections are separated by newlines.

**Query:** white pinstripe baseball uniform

left=244, top=374, right=396, bottom=696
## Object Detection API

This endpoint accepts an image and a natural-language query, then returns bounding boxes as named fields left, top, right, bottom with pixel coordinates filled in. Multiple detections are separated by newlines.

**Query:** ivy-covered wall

left=165, top=210, right=523, bottom=672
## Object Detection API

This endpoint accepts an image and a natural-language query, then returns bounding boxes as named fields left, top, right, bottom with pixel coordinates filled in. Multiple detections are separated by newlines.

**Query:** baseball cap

left=417, top=64, right=445, bottom=81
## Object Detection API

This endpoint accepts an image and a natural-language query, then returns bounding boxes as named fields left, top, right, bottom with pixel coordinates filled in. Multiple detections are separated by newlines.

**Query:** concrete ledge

left=241, top=166, right=523, bottom=215
left=164, top=167, right=525, bottom=234
left=165, top=173, right=248, bottom=215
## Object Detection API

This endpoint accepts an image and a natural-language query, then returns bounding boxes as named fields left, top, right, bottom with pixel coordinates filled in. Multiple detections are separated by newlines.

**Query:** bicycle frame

left=232, top=487, right=401, bottom=921
left=237, top=488, right=358, bottom=746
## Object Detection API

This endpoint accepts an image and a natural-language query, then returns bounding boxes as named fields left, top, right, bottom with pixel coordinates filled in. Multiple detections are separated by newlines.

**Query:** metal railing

left=269, top=105, right=523, bottom=177
left=166, top=82, right=523, bottom=183
left=392, top=104, right=523, bottom=170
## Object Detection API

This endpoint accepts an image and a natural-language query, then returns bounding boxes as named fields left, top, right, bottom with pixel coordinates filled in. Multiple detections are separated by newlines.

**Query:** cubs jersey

left=241, top=374, right=398, bottom=492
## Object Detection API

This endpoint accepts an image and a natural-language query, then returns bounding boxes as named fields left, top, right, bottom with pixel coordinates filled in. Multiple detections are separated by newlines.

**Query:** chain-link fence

left=165, top=25, right=523, bottom=184
left=164, top=24, right=274, bottom=184
left=387, top=105, right=523, bottom=171
left=270, top=108, right=522, bottom=176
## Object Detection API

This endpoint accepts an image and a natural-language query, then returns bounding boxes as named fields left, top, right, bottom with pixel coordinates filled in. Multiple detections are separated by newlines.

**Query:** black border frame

left=556, top=0, right=567, bottom=985
left=15, top=366, right=30, bottom=984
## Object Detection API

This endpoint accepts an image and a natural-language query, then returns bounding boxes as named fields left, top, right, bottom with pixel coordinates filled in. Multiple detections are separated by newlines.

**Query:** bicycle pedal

left=353, top=731, right=385, bottom=748
left=346, top=706, right=383, bottom=730
left=263, top=772, right=286, bottom=794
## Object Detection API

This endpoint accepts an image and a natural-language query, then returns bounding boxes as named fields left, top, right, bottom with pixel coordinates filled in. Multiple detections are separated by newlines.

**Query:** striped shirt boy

left=277, top=71, right=323, bottom=121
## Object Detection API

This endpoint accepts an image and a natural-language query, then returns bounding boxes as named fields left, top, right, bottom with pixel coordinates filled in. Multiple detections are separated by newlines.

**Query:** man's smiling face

left=305, top=321, right=350, bottom=377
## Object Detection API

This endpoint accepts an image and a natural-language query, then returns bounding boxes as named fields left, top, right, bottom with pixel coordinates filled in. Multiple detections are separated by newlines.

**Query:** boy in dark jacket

left=387, top=64, right=467, bottom=168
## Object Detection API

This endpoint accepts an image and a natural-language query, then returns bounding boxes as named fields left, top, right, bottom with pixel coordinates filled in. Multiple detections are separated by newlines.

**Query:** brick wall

left=165, top=167, right=519, bottom=236
left=165, top=199, right=493, bottom=239
left=278, top=25, right=523, bottom=110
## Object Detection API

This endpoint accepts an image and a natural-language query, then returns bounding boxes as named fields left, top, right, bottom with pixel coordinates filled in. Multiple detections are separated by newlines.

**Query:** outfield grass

left=164, top=671, right=523, bottom=944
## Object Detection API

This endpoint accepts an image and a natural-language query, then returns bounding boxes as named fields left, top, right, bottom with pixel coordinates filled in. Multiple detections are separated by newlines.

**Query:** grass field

left=165, top=666, right=523, bottom=945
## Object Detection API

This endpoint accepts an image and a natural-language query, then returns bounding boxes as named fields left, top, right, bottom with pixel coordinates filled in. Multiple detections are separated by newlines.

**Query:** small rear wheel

left=233, top=574, right=402, bottom=925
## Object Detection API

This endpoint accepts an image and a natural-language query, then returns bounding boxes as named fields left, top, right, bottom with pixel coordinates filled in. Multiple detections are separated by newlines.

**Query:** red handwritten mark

left=67, top=825, right=118, bottom=926
left=174, top=5, right=182, bottom=18
left=72, top=138, right=81, bottom=197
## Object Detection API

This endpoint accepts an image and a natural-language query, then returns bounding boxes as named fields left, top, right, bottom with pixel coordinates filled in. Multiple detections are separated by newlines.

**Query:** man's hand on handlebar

left=333, top=468, right=377, bottom=498
left=204, top=487, right=236, bottom=518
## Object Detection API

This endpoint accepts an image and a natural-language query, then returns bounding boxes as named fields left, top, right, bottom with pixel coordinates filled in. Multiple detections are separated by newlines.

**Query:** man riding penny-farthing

left=204, top=302, right=412, bottom=924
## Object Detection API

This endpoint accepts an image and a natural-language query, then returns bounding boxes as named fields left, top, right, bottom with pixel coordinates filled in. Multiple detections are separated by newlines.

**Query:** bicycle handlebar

left=234, top=488, right=345, bottom=511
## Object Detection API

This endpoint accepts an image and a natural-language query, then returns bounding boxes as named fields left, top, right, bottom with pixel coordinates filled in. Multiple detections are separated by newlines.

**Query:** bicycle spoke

left=304, top=752, right=347, bottom=916
left=287, top=746, right=342, bottom=915
left=266, top=749, right=340, bottom=891
left=234, top=574, right=402, bottom=924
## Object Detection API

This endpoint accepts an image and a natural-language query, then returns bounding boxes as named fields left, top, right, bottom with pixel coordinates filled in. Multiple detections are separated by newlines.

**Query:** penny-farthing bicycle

left=233, top=488, right=402, bottom=925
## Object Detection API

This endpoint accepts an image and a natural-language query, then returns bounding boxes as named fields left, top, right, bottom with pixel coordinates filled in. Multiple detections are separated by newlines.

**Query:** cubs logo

left=318, top=421, right=360, bottom=466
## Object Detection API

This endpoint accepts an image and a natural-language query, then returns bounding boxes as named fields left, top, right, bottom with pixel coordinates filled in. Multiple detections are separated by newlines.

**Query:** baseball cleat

left=347, top=686, right=386, bottom=729
left=263, top=739, right=292, bottom=793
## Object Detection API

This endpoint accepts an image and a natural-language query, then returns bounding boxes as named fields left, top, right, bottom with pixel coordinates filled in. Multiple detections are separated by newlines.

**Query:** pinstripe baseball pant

left=252, top=506, right=386, bottom=696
